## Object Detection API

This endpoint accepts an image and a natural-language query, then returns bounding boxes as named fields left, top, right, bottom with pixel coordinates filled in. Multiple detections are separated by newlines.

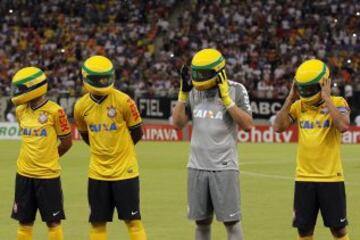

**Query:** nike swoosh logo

left=229, top=212, right=239, bottom=217
left=340, top=218, right=346, bottom=222
left=131, top=211, right=138, bottom=216
left=52, top=211, right=61, bottom=216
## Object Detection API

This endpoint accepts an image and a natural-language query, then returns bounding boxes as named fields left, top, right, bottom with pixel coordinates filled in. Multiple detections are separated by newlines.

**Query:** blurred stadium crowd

left=0, top=0, right=359, bottom=112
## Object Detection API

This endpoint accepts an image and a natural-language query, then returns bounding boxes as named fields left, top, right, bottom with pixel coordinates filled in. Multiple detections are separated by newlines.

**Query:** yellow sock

left=298, top=236, right=313, bottom=240
left=16, top=225, right=33, bottom=240
left=48, top=225, right=63, bottom=240
left=90, top=224, right=107, bottom=240
left=335, top=235, right=350, bottom=240
left=126, top=220, right=147, bottom=240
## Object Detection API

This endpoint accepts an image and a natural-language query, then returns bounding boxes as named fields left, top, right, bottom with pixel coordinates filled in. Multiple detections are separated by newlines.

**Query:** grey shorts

left=187, top=168, right=241, bottom=222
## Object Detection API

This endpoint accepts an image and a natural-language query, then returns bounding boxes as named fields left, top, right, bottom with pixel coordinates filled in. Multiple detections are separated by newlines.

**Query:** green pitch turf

left=0, top=141, right=359, bottom=239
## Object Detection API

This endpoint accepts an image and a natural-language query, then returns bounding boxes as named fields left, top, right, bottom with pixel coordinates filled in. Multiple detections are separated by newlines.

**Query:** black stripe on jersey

left=58, top=132, right=72, bottom=138
left=128, top=122, right=143, bottom=130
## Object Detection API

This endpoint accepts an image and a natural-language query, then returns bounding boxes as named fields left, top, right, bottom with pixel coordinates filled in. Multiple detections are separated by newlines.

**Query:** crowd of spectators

left=0, top=0, right=175, bottom=97
left=161, top=0, right=360, bottom=103
left=0, top=0, right=359, bottom=111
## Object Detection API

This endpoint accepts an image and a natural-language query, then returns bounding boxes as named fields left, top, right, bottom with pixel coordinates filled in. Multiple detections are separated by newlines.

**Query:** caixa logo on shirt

left=21, top=128, right=48, bottom=137
left=299, top=120, right=330, bottom=129
left=89, top=123, right=118, bottom=132
left=193, top=109, right=223, bottom=120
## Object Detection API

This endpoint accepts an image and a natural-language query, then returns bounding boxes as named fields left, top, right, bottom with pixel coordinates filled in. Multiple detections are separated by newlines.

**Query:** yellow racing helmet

left=11, top=67, right=48, bottom=106
left=295, top=59, right=330, bottom=105
left=191, top=48, right=226, bottom=91
left=82, top=55, right=115, bottom=95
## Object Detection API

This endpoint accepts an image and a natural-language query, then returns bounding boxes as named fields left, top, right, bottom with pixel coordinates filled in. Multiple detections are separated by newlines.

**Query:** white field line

left=240, top=171, right=293, bottom=180
left=240, top=169, right=359, bottom=186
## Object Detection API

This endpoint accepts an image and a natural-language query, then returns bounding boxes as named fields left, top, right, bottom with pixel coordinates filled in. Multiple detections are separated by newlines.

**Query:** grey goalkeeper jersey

left=186, top=81, right=252, bottom=171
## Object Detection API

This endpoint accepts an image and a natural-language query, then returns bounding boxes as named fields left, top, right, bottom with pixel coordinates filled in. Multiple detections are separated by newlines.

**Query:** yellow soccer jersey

left=74, top=88, right=142, bottom=181
left=16, top=100, right=71, bottom=179
left=289, top=96, right=350, bottom=182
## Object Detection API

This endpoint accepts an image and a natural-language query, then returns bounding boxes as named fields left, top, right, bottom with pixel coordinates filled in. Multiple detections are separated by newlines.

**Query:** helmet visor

left=84, top=75, right=114, bottom=88
left=192, top=69, right=217, bottom=82
left=296, top=83, right=321, bottom=98
left=12, top=80, right=47, bottom=96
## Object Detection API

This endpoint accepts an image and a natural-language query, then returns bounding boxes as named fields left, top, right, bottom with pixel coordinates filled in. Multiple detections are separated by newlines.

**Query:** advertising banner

left=0, top=122, right=359, bottom=144
left=136, top=97, right=285, bottom=120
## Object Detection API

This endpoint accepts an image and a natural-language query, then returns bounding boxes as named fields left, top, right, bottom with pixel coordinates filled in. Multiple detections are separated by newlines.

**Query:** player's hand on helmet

left=287, top=80, right=299, bottom=102
left=320, top=78, right=331, bottom=101
left=217, top=70, right=235, bottom=109
left=178, top=65, right=192, bottom=102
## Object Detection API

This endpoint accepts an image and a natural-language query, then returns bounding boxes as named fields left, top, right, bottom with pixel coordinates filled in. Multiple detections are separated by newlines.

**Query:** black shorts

left=11, top=174, right=65, bottom=223
left=88, top=177, right=141, bottom=222
left=293, top=181, right=348, bottom=229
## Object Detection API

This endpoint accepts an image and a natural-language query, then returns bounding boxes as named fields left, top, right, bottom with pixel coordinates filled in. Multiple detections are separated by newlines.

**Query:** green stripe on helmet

left=297, top=63, right=327, bottom=86
left=191, top=56, right=224, bottom=70
left=82, top=64, right=114, bottom=76
left=13, top=70, right=44, bottom=86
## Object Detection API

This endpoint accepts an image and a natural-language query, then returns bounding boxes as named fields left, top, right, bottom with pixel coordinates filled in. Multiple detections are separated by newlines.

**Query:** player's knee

left=19, top=221, right=34, bottom=227
left=125, top=220, right=144, bottom=232
left=223, top=220, right=239, bottom=227
left=196, top=217, right=213, bottom=226
left=297, top=227, right=314, bottom=237
left=46, top=221, right=61, bottom=228
left=330, top=227, right=347, bottom=238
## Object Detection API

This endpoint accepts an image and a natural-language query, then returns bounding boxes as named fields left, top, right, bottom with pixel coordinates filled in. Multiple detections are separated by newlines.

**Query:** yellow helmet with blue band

left=11, top=67, right=48, bottom=106
left=82, top=55, right=115, bottom=95
left=295, top=59, right=330, bottom=105
left=191, top=49, right=226, bottom=91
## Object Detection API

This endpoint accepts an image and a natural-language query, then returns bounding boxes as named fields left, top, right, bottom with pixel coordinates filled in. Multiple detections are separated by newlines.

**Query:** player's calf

left=125, top=220, right=147, bottom=240
left=47, top=221, right=63, bottom=240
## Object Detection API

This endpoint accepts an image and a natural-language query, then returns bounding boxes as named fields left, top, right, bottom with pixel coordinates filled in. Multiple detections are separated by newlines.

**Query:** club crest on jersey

left=38, top=112, right=48, bottom=124
left=107, top=106, right=117, bottom=118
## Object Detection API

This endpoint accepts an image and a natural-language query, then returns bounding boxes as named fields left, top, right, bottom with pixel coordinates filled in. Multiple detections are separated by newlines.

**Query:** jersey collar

left=90, top=94, right=108, bottom=104
left=30, top=99, right=49, bottom=110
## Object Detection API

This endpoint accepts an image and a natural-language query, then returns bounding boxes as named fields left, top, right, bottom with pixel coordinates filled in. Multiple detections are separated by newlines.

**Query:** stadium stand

left=0, top=0, right=359, bottom=116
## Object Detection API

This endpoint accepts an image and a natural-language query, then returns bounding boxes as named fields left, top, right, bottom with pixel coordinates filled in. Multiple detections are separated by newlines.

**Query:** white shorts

left=187, top=168, right=241, bottom=222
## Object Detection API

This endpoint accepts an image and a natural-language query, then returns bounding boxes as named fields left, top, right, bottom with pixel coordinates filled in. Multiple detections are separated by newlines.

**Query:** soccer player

left=10, top=67, right=72, bottom=240
left=172, top=48, right=254, bottom=240
left=273, top=59, right=351, bottom=240
left=73, top=55, right=147, bottom=240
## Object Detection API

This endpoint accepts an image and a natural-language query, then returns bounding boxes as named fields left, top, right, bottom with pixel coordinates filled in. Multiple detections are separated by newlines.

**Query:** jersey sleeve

left=334, top=97, right=351, bottom=114
left=289, top=101, right=299, bottom=123
left=73, top=101, right=88, bottom=132
left=235, top=83, right=252, bottom=116
left=54, top=107, right=71, bottom=137
left=124, top=97, right=142, bottom=129
left=15, top=106, right=22, bottom=123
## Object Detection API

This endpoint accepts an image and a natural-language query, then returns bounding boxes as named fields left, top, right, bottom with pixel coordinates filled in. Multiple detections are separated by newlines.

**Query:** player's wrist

left=178, top=91, right=189, bottom=102
left=222, top=96, right=234, bottom=109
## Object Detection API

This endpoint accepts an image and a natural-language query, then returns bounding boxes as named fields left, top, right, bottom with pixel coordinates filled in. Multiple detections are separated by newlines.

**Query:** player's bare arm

left=273, top=82, right=298, bottom=132
left=173, top=65, right=191, bottom=129
left=129, top=125, right=143, bottom=145
left=227, top=106, right=253, bottom=131
left=172, top=102, right=189, bottom=129
left=58, top=134, right=72, bottom=157
left=321, top=78, right=350, bottom=133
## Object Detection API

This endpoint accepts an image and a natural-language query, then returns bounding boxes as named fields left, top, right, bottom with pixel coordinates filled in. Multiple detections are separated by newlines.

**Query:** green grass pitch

left=0, top=141, right=359, bottom=239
